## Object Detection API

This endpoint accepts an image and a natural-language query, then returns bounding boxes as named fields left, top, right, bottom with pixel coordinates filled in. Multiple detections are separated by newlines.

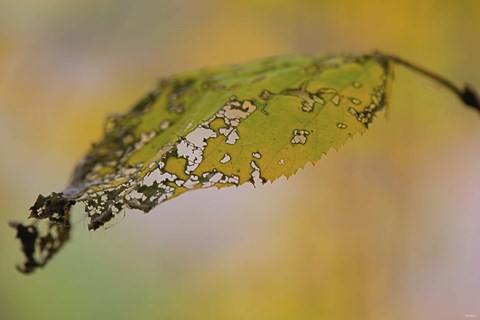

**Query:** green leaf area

left=12, top=53, right=394, bottom=273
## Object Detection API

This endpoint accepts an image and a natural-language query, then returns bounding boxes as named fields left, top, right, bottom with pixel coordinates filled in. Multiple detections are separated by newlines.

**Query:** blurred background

left=1, top=0, right=480, bottom=319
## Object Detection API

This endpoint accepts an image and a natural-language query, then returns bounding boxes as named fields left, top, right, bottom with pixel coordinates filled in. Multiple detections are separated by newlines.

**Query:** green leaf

left=10, top=52, right=479, bottom=273
left=73, top=53, right=395, bottom=227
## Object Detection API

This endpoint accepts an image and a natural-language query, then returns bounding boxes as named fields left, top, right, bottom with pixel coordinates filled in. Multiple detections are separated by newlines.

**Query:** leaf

left=10, top=52, right=479, bottom=273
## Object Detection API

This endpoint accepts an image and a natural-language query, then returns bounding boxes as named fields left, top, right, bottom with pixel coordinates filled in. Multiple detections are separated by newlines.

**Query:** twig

left=385, top=54, right=480, bottom=111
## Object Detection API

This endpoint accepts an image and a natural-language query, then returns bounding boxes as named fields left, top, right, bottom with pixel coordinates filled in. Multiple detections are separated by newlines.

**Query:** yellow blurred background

left=1, top=0, right=480, bottom=319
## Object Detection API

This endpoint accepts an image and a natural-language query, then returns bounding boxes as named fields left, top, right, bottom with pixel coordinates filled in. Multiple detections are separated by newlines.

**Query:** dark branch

left=385, top=54, right=480, bottom=112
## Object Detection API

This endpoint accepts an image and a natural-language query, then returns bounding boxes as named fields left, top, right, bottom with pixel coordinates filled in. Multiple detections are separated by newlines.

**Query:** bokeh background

left=1, top=0, right=480, bottom=319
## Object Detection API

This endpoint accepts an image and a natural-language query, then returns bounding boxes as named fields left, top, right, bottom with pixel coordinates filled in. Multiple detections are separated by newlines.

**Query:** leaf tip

left=8, top=220, right=21, bottom=229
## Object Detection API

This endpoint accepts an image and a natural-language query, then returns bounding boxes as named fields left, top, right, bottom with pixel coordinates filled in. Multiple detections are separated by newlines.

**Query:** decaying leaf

left=10, top=52, right=479, bottom=273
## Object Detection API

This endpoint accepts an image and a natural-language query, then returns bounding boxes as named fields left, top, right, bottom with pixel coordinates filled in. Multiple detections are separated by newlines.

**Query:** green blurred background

left=1, top=0, right=480, bottom=319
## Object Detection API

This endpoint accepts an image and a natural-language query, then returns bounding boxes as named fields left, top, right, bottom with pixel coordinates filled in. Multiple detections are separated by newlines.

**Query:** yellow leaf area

left=70, top=53, right=393, bottom=229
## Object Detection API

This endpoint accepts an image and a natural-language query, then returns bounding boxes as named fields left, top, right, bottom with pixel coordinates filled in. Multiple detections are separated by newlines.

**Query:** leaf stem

left=385, top=54, right=480, bottom=112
